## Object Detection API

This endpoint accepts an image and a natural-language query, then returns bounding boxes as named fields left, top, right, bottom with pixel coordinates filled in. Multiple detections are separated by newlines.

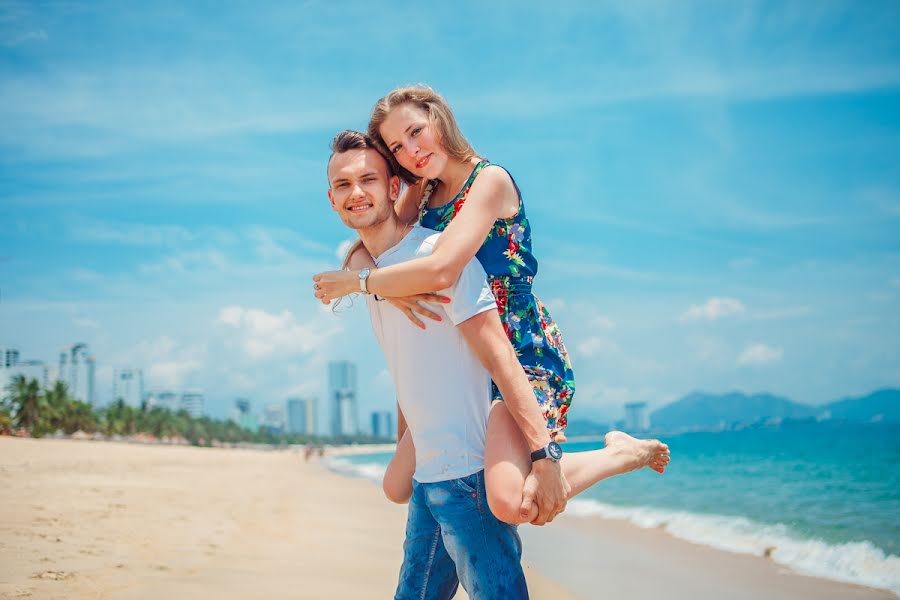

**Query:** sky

left=1, top=1, right=899, bottom=430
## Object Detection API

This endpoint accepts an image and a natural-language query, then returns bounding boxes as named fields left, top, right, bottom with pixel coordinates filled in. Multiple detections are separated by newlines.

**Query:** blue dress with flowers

left=419, top=160, right=575, bottom=436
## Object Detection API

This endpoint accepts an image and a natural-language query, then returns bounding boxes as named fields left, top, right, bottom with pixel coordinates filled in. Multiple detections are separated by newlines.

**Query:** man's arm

left=396, top=401, right=408, bottom=442
left=456, top=309, right=569, bottom=525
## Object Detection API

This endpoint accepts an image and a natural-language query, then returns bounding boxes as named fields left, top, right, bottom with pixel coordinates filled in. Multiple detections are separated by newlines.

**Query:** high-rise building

left=286, top=398, right=307, bottom=434
left=328, top=361, right=358, bottom=436
left=180, top=391, right=205, bottom=418
left=0, top=353, right=56, bottom=392
left=624, top=401, right=650, bottom=432
left=113, top=368, right=144, bottom=407
left=0, top=347, right=16, bottom=393
left=264, top=402, right=286, bottom=433
left=230, top=398, right=258, bottom=432
left=284, top=397, right=317, bottom=435
left=305, top=396, right=317, bottom=436
left=58, top=343, right=95, bottom=404
left=145, top=389, right=179, bottom=412
left=1, top=347, right=20, bottom=368
left=371, top=410, right=393, bottom=439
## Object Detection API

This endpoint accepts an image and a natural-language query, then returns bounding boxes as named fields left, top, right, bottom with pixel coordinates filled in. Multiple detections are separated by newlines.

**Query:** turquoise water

left=329, top=422, right=900, bottom=592
left=570, top=422, right=900, bottom=555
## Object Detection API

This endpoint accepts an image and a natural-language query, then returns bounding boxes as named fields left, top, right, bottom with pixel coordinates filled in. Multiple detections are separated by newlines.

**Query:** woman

left=314, top=85, right=669, bottom=523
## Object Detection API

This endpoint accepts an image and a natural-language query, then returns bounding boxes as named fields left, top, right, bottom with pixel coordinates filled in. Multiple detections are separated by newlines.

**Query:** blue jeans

left=394, top=470, right=528, bottom=600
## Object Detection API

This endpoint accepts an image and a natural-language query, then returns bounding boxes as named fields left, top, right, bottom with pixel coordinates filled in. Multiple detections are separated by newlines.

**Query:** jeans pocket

left=450, top=472, right=479, bottom=495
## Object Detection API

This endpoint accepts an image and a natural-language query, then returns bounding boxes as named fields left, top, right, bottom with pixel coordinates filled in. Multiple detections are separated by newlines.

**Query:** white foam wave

left=567, top=499, right=900, bottom=596
left=323, top=456, right=387, bottom=483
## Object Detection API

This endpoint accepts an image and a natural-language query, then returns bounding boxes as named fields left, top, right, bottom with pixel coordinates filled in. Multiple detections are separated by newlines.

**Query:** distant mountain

left=824, top=389, right=900, bottom=423
left=650, top=391, right=818, bottom=431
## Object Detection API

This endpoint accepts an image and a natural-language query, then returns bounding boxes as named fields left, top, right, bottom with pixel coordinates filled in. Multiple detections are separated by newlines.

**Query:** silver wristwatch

left=358, top=267, right=371, bottom=294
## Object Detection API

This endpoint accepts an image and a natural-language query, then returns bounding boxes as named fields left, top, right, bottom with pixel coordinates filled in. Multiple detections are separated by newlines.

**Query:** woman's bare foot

left=603, top=431, right=671, bottom=474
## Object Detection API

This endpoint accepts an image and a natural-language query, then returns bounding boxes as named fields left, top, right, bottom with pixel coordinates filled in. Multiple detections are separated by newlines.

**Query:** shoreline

left=324, top=446, right=899, bottom=599
left=3, top=436, right=894, bottom=600
left=521, top=513, right=896, bottom=600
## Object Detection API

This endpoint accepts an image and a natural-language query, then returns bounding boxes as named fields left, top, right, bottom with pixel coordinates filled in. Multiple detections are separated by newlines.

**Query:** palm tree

left=42, top=380, right=71, bottom=433
left=5, top=375, right=43, bottom=433
left=61, top=400, right=98, bottom=434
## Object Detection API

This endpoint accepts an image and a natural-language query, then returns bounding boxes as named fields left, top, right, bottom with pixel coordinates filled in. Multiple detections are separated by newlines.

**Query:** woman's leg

left=484, top=400, right=670, bottom=524
left=383, top=430, right=416, bottom=504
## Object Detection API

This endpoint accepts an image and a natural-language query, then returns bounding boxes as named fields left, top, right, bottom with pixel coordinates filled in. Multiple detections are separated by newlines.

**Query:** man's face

left=327, top=148, right=400, bottom=231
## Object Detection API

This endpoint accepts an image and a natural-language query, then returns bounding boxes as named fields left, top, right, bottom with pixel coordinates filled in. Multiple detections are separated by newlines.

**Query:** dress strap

left=417, top=180, right=437, bottom=223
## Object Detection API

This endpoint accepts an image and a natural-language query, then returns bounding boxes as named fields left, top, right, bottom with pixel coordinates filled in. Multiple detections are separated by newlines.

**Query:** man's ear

left=327, top=188, right=337, bottom=211
left=389, top=176, right=401, bottom=202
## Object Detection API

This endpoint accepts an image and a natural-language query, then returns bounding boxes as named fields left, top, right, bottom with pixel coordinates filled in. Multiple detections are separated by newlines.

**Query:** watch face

left=547, top=441, right=563, bottom=460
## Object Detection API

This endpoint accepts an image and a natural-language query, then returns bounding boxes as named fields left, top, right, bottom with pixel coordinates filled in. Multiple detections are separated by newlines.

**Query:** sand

left=1, top=436, right=893, bottom=600
left=0, top=437, right=578, bottom=599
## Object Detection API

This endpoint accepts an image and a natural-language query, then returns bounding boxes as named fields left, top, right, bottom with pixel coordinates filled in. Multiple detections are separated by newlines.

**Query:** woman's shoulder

left=469, top=163, right=517, bottom=198
left=466, top=162, right=520, bottom=219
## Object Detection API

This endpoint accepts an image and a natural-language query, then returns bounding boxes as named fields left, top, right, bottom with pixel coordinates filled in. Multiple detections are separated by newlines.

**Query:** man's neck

left=358, top=214, right=411, bottom=259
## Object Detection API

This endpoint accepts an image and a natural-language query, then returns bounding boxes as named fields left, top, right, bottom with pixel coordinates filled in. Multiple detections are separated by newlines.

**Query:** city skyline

left=0, top=343, right=397, bottom=435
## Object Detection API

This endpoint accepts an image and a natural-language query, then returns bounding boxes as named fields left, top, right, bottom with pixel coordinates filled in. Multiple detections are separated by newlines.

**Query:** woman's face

left=379, top=103, right=448, bottom=180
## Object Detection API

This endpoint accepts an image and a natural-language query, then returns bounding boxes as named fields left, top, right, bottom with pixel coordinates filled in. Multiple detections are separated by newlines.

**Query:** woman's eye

left=391, top=145, right=401, bottom=154
left=411, top=127, right=421, bottom=136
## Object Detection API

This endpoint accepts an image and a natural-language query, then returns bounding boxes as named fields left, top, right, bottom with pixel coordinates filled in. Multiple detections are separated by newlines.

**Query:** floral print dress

left=419, top=160, right=575, bottom=437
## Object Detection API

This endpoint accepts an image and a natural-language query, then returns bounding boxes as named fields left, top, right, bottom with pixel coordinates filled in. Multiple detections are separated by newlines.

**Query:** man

left=323, top=130, right=568, bottom=599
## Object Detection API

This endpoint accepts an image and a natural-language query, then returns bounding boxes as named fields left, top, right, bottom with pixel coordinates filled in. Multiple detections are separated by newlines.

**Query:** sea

left=324, top=421, right=900, bottom=595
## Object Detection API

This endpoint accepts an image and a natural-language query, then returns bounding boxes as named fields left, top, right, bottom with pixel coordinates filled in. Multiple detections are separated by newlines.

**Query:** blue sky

left=2, top=1, right=899, bottom=429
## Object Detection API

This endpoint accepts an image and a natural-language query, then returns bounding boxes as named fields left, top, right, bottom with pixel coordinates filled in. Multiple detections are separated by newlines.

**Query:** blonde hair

left=368, top=84, right=477, bottom=185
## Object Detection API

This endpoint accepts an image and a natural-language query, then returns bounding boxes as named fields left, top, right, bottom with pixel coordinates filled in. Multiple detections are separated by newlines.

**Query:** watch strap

left=359, top=268, right=370, bottom=294
left=530, top=446, right=549, bottom=462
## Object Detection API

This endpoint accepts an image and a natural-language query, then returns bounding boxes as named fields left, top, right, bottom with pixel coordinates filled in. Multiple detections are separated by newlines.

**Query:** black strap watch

left=530, top=441, right=563, bottom=463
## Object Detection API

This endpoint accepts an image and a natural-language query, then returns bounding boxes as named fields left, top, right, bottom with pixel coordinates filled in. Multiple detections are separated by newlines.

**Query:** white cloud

left=681, top=297, right=746, bottom=322
left=576, top=336, right=619, bottom=359
left=336, top=238, right=360, bottom=264
left=542, top=297, right=566, bottom=312
left=148, top=360, right=203, bottom=389
left=216, top=305, right=334, bottom=360
left=591, top=315, right=616, bottom=330
left=737, top=343, right=784, bottom=366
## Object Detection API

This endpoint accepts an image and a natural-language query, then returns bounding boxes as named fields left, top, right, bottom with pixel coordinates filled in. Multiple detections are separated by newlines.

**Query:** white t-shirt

left=367, top=226, right=497, bottom=483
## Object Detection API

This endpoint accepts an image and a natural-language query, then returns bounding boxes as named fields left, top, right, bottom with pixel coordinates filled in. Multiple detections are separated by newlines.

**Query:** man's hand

left=519, top=459, right=570, bottom=526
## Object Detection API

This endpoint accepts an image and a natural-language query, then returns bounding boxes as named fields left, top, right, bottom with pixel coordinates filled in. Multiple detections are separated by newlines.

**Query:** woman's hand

left=385, top=294, right=451, bottom=329
left=312, top=270, right=360, bottom=304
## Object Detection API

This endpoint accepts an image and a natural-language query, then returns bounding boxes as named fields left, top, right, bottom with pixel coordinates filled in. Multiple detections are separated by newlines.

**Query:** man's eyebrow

left=330, top=170, right=380, bottom=184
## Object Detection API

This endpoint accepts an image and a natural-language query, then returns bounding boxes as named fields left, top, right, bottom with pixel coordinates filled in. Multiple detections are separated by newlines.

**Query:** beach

left=0, top=437, right=894, bottom=600
left=0, top=437, right=575, bottom=600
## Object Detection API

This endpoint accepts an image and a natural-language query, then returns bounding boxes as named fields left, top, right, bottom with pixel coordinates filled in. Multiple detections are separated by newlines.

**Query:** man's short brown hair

left=328, top=129, right=398, bottom=180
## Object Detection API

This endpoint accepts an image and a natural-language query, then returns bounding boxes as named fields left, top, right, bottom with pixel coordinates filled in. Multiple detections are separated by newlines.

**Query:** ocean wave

left=567, top=499, right=900, bottom=595
left=323, top=456, right=387, bottom=483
